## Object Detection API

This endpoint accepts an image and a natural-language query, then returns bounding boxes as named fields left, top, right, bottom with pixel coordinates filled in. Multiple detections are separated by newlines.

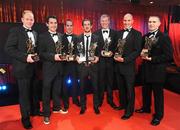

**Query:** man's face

left=123, top=15, right=133, bottom=29
left=100, top=16, right=110, bottom=29
left=148, top=17, right=161, bottom=32
left=83, top=21, right=92, bottom=33
left=65, top=21, right=73, bottom=34
left=21, top=12, right=34, bottom=28
left=46, top=18, right=58, bottom=32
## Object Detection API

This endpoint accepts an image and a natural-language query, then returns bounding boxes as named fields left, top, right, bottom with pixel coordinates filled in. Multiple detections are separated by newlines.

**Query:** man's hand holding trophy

left=66, top=41, right=75, bottom=61
left=141, top=36, right=159, bottom=61
left=55, top=40, right=66, bottom=61
left=101, top=37, right=113, bottom=57
left=114, top=38, right=126, bottom=62
left=26, top=38, right=39, bottom=63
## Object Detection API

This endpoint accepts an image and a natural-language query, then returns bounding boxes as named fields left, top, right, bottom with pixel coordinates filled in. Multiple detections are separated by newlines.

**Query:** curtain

left=0, top=0, right=179, bottom=76
left=169, top=23, right=180, bottom=67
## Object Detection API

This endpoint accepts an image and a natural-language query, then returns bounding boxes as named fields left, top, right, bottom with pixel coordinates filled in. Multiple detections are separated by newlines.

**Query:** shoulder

left=57, top=32, right=63, bottom=37
left=94, top=29, right=101, bottom=34
left=9, top=26, right=22, bottom=33
left=110, top=29, right=117, bottom=33
left=39, top=32, right=49, bottom=38
left=132, top=28, right=141, bottom=35
left=92, top=33, right=99, bottom=39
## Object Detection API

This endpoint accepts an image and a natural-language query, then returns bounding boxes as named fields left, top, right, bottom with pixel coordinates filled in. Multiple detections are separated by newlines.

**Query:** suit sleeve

left=4, top=28, right=28, bottom=63
left=38, top=34, right=55, bottom=62
left=151, top=35, right=173, bottom=63
left=124, top=31, right=142, bottom=63
left=96, top=36, right=101, bottom=57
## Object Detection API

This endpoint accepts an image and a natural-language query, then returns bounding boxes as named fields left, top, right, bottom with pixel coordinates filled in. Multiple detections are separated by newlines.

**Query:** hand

left=91, top=56, right=99, bottom=64
left=76, top=56, right=83, bottom=64
left=26, top=54, right=35, bottom=63
left=109, top=51, right=113, bottom=57
left=114, top=56, right=124, bottom=62
left=54, top=54, right=62, bottom=61
left=142, top=56, right=152, bottom=61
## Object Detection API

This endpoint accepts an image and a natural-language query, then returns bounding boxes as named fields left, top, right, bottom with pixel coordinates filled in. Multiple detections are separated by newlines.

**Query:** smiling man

left=62, top=19, right=80, bottom=109
left=114, top=13, right=142, bottom=120
left=94, top=14, right=118, bottom=110
left=38, top=15, right=66, bottom=125
left=4, top=10, right=42, bottom=129
left=135, top=16, right=173, bottom=126
left=76, top=18, right=101, bottom=115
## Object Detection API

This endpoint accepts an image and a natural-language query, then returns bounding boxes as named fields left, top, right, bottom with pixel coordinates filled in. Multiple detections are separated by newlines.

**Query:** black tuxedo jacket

left=115, top=28, right=142, bottom=75
left=62, top=33, right=78, bottom=55
left=141, top=31, right=173, bottom=83
left=62, top=33, right=78, bottom=75
left=38, top=31, right=63, bottom=79
left=4, top=26, right=38, bottom=78
left=94, top=29, right=117, bottom=63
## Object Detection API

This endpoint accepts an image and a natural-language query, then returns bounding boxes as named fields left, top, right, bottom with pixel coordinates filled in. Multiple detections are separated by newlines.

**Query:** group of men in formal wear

left=4, top=10, right=173, bottom=129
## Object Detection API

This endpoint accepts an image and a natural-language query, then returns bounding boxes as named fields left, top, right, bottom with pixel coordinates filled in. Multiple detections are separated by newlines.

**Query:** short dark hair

left=46, top=15, right=58, bottom=23
left=82, top=18, right=93, bottom=26
left=65, top=19, right=73, bottom=25
left=149, top=16, right=161, bottom=22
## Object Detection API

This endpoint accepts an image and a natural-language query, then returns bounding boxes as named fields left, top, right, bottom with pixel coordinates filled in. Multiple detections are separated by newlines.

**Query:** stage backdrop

left=0, top=0, right=179, bottom=66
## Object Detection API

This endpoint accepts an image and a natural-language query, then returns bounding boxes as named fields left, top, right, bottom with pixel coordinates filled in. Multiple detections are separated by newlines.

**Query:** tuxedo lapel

left=20, top=26, right=29, bottom=40
left=125, top=29, right=133, bottom=40
left=47, top=32, right=56, bottom=44
left=99, top=30, right=104, bottom=42
left=109, top=29, right=113, bottom=39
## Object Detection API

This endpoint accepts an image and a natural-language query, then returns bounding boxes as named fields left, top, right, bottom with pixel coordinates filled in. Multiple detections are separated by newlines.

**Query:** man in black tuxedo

left=94, top=14, right=118, bottom=109
left=114, top=13, right=142, bottom=120
left=76, top=18, right=100, bottom=115
left=38, top=16, right=66, bottom=124
left=135, top=16, right=173, bottom=126
left=62, top=19, right=80, bottom=108
left=4, top=10, right=42, bottom=129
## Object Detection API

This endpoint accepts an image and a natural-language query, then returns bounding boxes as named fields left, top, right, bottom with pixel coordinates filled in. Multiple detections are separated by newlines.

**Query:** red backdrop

left=0, top=0, right=179, bottom=84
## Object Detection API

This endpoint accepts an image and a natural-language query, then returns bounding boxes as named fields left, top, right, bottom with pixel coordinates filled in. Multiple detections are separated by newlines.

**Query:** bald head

left=124, top=13, right=133, bottom=20
left=123, top=13, right=134, bottom=29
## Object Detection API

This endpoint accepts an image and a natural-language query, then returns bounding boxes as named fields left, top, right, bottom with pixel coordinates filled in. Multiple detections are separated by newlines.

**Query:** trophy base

left=66, top=55, right=75, bottom=61
left=101, top=50, right=112, bottom=57
left=88, top=57, right=95, bottom=61
left=31, top=54, right=39, bottom=62
left=79, top=57, right=86, bottom=62
left=59, top=55, right=67, bottom=61
left=114, top=53, right=122, bottom=58
left=141, top=49, right=149, bottom=57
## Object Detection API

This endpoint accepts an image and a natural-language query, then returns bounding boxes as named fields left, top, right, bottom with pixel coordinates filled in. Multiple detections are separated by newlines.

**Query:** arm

left=151, top=35, right=173, bottom=63
left=123, top=31, right=142, bottom=63
left=38, top=34, right=55, bottom=62
left=4, top=28, right=28, bottom=63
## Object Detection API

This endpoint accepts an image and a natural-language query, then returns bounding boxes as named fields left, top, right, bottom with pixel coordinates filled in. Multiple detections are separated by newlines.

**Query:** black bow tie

left=149, top=31, right=156, bottom=36
left=124, top=29, right=130, bottom=32
left=51, top=33, right=58, bottom=37
left=25, top=29, right=32, bottom=32
left=66, top=34, right=72, bottom=37
left=103, top=30, right=108, bottom=33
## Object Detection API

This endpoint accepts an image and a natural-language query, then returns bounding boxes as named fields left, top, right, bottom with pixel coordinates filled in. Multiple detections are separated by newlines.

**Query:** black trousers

left=17, top=78, right=40, bottom=119
left=42, top=73, right=63, bottom=117
left=99, top=59, right=114, bottom=104
left=116, top=73, right=135, bottom=115
left=63, top=62, right=79, bottom=106
left=78, top=64, right=99, bottom=108
left=142, top=83, right=164, bottom=119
